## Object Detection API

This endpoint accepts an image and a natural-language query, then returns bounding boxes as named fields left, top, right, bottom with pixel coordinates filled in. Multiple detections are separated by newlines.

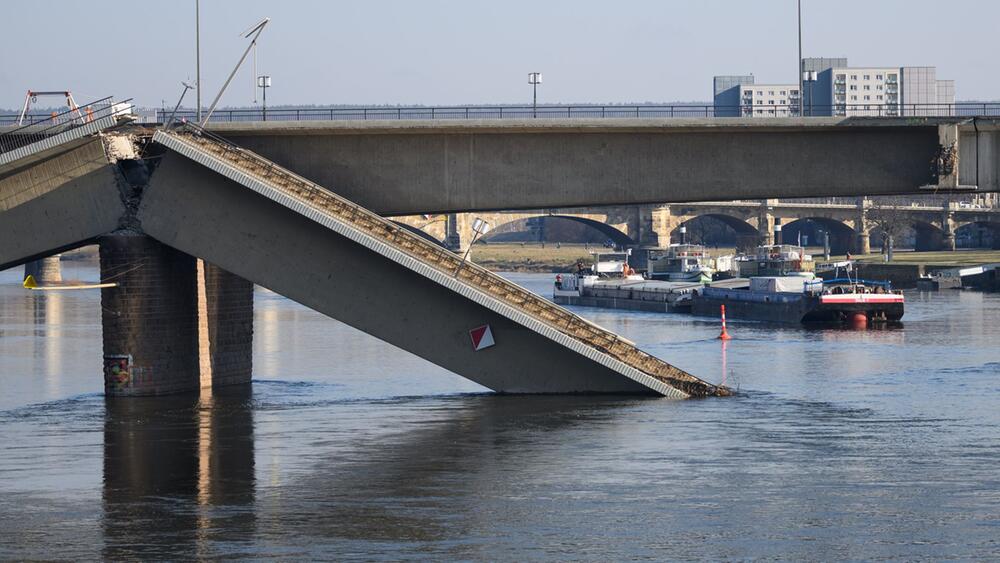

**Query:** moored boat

left=690, top=271, right=904, bottom=325
left=553, top=252, right=701, bottom=313
left=737, top=244, right=815, bottom=278
left=646, top=244, right=714, bottom=283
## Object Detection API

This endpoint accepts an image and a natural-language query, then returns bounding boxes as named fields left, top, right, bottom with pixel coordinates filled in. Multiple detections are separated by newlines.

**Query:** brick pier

left=99, top=234, right=253, bottom=396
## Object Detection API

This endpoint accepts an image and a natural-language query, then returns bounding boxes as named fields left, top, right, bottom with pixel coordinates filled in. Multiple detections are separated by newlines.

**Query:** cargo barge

left=553, top=252, right=700, bottom=312
left=690, top=276, right=904, bottom=324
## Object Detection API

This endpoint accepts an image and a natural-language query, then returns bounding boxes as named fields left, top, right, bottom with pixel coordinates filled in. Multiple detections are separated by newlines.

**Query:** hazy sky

left=2, top=0, right=998, bottom=110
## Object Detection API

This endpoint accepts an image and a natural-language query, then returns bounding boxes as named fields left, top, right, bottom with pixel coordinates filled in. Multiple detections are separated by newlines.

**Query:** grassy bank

left=471, top=243, right=1000, bottom=273
left=472, top=243, right=597, bottom=272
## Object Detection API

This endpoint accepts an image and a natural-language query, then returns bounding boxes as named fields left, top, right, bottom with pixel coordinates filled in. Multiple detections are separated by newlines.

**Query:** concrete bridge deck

left=208, top=117, right=1000, bottom=216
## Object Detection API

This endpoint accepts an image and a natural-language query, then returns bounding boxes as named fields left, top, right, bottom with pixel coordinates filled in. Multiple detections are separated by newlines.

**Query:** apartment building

left=738, top=83, right=800, bottom=117
left=717, top=57, right=955, bottom=117
left=713, top=76, right=800, bottom=117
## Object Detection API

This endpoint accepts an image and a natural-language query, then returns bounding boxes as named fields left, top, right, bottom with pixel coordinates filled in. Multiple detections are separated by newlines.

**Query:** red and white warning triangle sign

left=469, top=324, right=495, bottom=351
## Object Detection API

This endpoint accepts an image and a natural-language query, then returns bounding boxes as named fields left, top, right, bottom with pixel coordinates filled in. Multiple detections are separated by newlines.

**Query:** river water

left=0, top=263, right=998, bottom=560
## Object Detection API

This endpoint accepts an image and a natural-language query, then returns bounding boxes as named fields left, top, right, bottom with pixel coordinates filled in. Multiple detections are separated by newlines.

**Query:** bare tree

left=865, top=202, right=911, bottom=261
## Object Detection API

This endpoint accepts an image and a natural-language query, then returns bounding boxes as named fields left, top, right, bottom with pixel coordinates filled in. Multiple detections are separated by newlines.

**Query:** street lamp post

left=803, top=70, right=817, bottom=116
left=528, top=72, right=542, bottom=118
left=797, top=0, right=803, bottom=117
left=257, top=75, right=271, bottom=120
left=196, top=0, right=201, bottom=123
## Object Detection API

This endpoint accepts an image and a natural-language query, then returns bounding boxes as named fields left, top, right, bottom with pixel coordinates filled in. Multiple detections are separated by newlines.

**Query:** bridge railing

left=134, top=102, right=1000, bottom=123
left=0, top=97, right=126, bottom=155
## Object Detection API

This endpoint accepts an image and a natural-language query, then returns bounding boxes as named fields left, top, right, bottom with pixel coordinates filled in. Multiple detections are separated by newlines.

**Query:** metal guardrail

left=134, top=102, right=1000, bottom=123
left=164, top=122, right=724, bottom=397
left=0, top=97, right=122, bottom=155
left=4, top=102, right=999, bottom=126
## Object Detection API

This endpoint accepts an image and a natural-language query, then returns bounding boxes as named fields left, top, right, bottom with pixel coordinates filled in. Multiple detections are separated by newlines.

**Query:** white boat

left=646, top=244, right=714, bottom=283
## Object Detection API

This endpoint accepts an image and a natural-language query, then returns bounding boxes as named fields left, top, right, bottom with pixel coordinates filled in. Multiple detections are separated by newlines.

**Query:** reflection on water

left=101, top=387, right=255, bottom=560
left=1, top=267, right=999, bottom=559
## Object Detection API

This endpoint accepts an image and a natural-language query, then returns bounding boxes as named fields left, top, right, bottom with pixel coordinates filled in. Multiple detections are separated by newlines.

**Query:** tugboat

left=553, top=251, right=701, bottom=313
left=691, top=253, right=903, bottom=325
left=646, top=244, right=715, bottom=283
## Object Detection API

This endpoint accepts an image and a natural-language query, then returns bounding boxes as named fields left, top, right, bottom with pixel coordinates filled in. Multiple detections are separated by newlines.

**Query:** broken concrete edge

left=102, top=133, right=152, bottom=234
left=153, top=130, right=729, bottom=399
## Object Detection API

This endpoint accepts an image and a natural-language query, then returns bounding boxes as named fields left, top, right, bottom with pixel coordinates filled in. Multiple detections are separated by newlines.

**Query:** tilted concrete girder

left=0, top=137, right=125, bottom=270
left=209, top=118, right=1000, bottom=216
left=143, top=131, right=723, bottom=397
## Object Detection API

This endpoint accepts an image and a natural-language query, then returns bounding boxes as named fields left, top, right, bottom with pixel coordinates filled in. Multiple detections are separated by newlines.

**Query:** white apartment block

left=830, top=67, right=900, bottom=116
left=718, top=58, right=956, bottom=118
left=739, top=84, right=800, bottom=117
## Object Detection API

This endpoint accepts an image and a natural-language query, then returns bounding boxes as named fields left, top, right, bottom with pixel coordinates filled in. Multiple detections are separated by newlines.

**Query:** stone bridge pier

left=855, top=198, right=872, bottom=255
left=942, top=208, right=958, bottom=251
left=99, top=234, right=253, bottom=396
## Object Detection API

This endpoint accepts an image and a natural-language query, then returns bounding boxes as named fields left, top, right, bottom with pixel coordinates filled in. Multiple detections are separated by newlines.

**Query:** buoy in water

left=850, top=312, right=868, bottom=329
left=719, top=304, right=732, bottom=340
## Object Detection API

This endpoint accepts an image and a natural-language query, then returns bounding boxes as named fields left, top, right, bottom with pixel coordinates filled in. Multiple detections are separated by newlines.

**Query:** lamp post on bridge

left=797, top=0, right=803, bottom=117
left=528, top=72, right=542, bottom=118
left=802, top=70, right=817, bottom=116
left=257, top=75, right=271, bottom=121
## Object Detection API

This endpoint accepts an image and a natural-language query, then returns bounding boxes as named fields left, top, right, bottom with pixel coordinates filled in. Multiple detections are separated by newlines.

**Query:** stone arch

left=481, top=215, right=636, bottom=248
left=911, top=220, right=945, bottom=251
left=954, top=220, right=1000, bottom=249
left=670, top=213, right=759, bottom=251
left=391, top=220, right=447, bottom=248
left=780, top=217, right=856, bottom=254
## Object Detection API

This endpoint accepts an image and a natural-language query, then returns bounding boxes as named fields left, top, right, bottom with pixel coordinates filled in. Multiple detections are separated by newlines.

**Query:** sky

left=2, top=0, right=998, bottom=111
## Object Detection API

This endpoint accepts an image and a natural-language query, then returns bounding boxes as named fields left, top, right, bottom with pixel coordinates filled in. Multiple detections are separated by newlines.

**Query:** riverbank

left=816, top=249, right=1000, bottom=288
left=472, top=244, right=1000, bottom=275
left=472, top=243, right=596, bottom=272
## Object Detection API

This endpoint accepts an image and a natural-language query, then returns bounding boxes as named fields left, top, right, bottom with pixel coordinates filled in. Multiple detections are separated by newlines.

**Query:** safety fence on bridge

left=0, top=97, right=133, bottom=167
left=6, top=102, right=999, bottom=125
left=149, top=102, right=999, bottom=122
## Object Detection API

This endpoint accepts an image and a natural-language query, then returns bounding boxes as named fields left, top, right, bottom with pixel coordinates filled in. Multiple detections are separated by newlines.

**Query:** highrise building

left=713, top=76, right=800, bottom=117
left=716, top=57, right=955, bottom=117
left=713, top=75, right=755, bottom=117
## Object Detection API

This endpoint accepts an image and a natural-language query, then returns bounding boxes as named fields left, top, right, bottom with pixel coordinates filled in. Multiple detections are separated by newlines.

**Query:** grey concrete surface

left=207, top=118, right=999, bottom=215
left=139, top=151, right=657, bottom=394
left=0, top=138, right=124, bottom=270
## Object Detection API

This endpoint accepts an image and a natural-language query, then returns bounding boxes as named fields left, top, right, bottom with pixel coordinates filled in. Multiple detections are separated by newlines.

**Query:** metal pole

left=196, top=0, right=201, bottom=123
left=808, top=78, right=813, bottom=116
left=262, top=81, right=267, bottom=121
left=164, top=82, right=194, bottom=130
left=202, top=18, right=269, bottom=127
left=797, top=0, right=803, bottom=117
left=533, top=81, right=537, bottom=118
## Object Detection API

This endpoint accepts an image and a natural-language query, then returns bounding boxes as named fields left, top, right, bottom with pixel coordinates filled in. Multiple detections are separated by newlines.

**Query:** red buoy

left=850, top=312, right=868, bottom=329
left=719, top=305, right=732, bottom=340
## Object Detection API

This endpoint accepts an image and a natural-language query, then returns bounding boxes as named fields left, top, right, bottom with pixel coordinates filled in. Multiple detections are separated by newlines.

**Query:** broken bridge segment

left=150, top=128, right=729, bottom=398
